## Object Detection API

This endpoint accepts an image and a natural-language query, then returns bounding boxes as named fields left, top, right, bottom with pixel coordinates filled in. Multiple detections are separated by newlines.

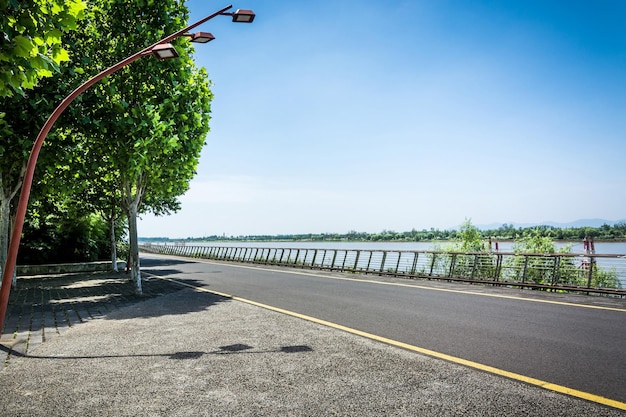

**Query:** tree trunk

left=1, top=165, right=25, bottom=288
left=0, top=195, right=10, bottom=281
left=109, top=215, right=118, bottom=272
left=126, top=187, right=142, bottom=294
left=10, top=211, right=16, bottom=288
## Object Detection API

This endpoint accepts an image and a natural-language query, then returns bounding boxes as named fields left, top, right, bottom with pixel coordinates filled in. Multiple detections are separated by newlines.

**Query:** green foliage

left=75, top=0, right=211, bottom=214
left=18, top=199, right=110, bottom=264
left=457, top=219, right=485, bottom=252
left=422, top=220, right=496, bottom=279
left=0, top=0, right=86, bottom=97
left=587, top=267, right=621, bottom=289
left=513, top=229, right=561, bottom=254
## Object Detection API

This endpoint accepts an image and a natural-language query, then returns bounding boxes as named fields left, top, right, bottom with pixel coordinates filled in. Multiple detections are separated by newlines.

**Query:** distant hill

left=475, top=219, right=626, bottom=230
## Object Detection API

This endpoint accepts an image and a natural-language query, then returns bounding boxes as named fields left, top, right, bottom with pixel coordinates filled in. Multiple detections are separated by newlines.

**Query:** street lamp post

left=0, top=4, right=255, bottom=331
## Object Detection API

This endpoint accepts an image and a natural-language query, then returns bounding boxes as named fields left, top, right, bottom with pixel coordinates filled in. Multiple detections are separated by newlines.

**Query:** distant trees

left=187, top=222, right=626, bottom=243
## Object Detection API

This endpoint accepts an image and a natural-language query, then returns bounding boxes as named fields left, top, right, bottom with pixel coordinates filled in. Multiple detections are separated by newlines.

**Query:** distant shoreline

left=139, top=238, right=626, bottom=243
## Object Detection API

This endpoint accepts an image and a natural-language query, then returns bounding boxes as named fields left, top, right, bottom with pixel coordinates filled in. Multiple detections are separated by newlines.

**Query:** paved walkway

left=0, top=270, right=624, bottom=416
left=0, top=271, right=183, bottom=360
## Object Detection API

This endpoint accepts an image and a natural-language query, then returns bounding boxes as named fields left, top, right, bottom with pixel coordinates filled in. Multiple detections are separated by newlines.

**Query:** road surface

left=140, top=253, right=626, bottom=405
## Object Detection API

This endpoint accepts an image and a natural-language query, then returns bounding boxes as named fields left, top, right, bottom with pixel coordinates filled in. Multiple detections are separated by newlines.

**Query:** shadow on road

left=140, top=257, right=196, bottom=268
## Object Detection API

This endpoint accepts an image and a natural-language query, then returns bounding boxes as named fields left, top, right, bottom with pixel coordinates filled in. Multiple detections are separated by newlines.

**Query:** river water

left=165, top=240, right=626, bottom=255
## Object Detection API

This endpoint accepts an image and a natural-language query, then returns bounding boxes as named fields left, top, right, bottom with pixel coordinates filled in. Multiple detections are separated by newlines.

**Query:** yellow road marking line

left=146, top=271, right=626, bottom=411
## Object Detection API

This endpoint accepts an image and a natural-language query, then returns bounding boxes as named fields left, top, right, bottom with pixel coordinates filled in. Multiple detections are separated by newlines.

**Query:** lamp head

left=190, top=32, right=215, bottom=43
left=152, top=43, right=179, bottom=60
left=232, top=9, right=255, bottom=23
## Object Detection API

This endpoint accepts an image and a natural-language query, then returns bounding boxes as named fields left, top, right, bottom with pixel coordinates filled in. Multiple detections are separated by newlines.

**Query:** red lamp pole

left=0, top=4, right=254, bottom=331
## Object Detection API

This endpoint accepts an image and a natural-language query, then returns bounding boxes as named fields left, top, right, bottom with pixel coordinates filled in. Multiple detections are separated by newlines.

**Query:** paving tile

left=1, top=271, right=184, bottom=366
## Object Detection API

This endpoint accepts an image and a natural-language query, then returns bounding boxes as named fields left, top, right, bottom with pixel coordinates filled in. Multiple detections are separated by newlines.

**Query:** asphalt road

left=140, top=253, right=626, bottom=404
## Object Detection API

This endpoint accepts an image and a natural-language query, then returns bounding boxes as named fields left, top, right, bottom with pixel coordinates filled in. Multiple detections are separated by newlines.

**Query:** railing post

left=341, top=251, right=348, bottom=271
left=354, top=250, right=361, bottom=272
left=429, top=253, right=436, bottom=276
left=380, top=251, right=387, bottom=275
left=366, top=251, right=373, bottom=273
left=448, top=253, right=457, bottom=278
left=586, top=256, right=594, bottom=288
left=279, top=248, right=285, bottom=264
left=331, top=250, right=338, bottom=271
left=264, top=248, right=271, bottom=264
left=471, top=254, right=478, bottom=279
left=521, top=255, right=529, bottom=283
left=552, top=256, right=560, bottom=286
left=395, top=252, right=402, bottom=274
left=410, top=252, right=418, bottom=276
left=494, top=254, right=503, bottom=282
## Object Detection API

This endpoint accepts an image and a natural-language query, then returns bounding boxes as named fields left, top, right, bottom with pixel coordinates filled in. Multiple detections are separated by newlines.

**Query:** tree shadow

left=110, top=284, right=230, bottom=319
left=0, top=342, right=314, bottom=361
left=2, top=269, right=229, bottom=347
left=140, top=257, right=196, bottom=268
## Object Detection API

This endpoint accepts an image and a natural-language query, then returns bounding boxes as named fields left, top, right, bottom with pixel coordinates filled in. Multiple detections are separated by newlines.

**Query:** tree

left=0, top=0, right=88, bottom=283
left=457, top=219, right=484, bottom=252
left=514, top=229, right=558, bottom=254
left=74, top=0, right=212, bottom=293
left=0, top=0, right=85, bottom=98
left=0, top=80, right=64, bottom=280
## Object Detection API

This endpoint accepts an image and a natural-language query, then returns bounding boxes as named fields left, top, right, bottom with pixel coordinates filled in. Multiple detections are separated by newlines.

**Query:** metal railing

left=140, top=244, right=626, bottom=297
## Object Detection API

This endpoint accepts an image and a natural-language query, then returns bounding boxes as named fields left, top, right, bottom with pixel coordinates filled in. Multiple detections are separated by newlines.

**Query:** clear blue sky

left=139, top=0, right=626, bottom=238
